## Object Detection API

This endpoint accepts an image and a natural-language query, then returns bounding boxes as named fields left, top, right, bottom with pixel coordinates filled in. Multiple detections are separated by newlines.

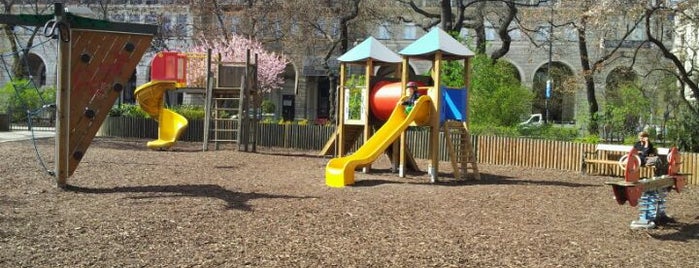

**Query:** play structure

left=0, top=4, right=257, bottom=187
left=135, top=52, right=189, bottom=150
left=135, top=49, right=259, bottom=151
left=606, top=147, right=687, bottom=229
left=0, top=3, right=158, bottom=187
left=323, top=29, right=480, bottom=187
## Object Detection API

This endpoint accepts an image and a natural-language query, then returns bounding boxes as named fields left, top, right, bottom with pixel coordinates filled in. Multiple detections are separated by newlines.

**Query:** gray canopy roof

left=337, top=36, right=402, bottom=64
left=399, top=27, right=475, bottom=60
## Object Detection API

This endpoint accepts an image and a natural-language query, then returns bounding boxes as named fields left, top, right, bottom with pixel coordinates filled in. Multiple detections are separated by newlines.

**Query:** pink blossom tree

left=186, top=34, right=289, bottom=94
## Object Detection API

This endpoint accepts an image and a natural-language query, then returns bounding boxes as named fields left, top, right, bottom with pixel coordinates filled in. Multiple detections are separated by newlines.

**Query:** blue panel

left=440, top=86, right=467, bottom=123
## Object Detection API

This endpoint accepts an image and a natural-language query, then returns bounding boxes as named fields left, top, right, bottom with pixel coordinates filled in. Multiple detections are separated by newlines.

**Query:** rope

left=0, top=27, right=58, bottom=178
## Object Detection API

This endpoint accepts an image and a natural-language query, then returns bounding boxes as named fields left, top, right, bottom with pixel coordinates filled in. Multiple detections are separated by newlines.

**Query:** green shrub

left=110, top=104, right=207, bottom=120
left=171, top=105, right=205, bottom=120
left=470, top=124, right=519, bottom=137
left=516, top=124, right=579, bottom=141
left=574, top=134, right=602, bottom=144
left=109, top=104, right=149, bottom=118
left=0, top=79, right=56, bottom=121
left=261, top=100, right=275, bottom=114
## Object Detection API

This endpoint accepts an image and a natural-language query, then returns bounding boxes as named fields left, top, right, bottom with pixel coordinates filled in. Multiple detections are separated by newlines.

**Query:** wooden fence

left=96, top=117, right=698, bottom=185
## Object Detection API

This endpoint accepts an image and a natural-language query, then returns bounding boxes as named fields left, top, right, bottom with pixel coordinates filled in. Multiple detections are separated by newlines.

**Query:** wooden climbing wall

left=66, top=29, right=154, bottom=176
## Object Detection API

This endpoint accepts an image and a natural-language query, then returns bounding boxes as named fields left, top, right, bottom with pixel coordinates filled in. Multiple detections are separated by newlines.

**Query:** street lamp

left=546, top=1, right=554, bottom=124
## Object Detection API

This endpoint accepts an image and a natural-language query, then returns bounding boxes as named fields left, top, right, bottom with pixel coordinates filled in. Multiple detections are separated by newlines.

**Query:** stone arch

left=501, top=60, right=522, bottom=83
left=605, top=66, right=638, bottom=104
left=532, top=61, right=575, bottom=123
left=26, top=53, right=46, bottom=86
left=282, top=62, right=298, bottom=91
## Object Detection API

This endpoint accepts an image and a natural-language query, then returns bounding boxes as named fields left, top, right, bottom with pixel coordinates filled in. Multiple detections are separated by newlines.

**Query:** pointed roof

left=337, top=36, right=402, bottom=64
left=399, top=27, right=475, bottom=60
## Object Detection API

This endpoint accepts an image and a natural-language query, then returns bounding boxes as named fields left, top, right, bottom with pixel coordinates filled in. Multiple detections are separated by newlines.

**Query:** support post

left=399, top=57, right=409, bottom=178
left=203, top=49, right=213, bottom=151
left=362, top=59, right=373, bottom=173
left=54, top=3, right=69, bottom=188
left=337, top=64, right=346, bottom=157
left=428, top=52, right=443, bottom=183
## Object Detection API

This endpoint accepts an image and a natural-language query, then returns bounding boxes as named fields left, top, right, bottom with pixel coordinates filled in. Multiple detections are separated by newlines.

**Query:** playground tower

left=138, top=49, right=259, bottom=152
left=324, top=28, right=480, bottom=187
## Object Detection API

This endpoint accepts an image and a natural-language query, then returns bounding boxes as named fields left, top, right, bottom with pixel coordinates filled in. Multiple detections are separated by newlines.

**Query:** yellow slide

left=134, top=80, right=189, bottom=150
left=325, top=95, right=432, bottom=187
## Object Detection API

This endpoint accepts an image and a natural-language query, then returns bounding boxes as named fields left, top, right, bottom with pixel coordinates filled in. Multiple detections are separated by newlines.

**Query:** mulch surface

left=1, top=137, right=697, bottom=267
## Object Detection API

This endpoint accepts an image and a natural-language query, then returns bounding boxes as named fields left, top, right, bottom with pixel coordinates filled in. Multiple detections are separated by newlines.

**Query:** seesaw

left=605, top=147, right=687, bottom=229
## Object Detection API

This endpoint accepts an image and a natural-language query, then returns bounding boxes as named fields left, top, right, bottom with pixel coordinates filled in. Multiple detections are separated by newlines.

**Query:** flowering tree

left=187, top=33, right=289, bottom=94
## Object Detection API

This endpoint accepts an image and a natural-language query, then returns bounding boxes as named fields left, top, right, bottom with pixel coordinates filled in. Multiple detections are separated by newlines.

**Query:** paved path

left=0, top=130, right=55, bottom=143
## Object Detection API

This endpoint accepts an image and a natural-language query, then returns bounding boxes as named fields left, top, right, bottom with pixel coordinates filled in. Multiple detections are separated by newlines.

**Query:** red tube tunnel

left=370, top=81, right=427, bottom=121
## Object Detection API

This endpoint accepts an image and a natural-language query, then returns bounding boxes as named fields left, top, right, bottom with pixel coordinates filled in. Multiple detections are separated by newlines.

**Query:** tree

left=1, top=1, right=51, bottom=80
left=643, top=1, right=699, bottom=113
left=395, top=0, right=550, bottom=61
left=469, top=54, right=534, bottom=126
left=187, top=34, right=289, bottom=94
left=192, top=0, right=377, bottom=123
left=640, top=1, right=699, bottom=151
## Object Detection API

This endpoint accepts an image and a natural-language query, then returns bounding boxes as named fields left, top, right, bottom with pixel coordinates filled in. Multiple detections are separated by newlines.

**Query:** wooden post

left=429, top=52, right=443, bottom=183
left=203, top=49, right=213, bottom=151
left=362, top=59, right=374, bottom=173
left=399, top=57, right=409, bottom=177
left=337, top=64, right=346, bottom=157
left=464, top=57, right=471, bottom=128
left=54, top=3, right=69, bottom=188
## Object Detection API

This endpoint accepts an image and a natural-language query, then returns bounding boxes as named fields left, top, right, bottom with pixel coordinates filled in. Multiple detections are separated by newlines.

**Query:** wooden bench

left=582, top=144, right=669, bottom=177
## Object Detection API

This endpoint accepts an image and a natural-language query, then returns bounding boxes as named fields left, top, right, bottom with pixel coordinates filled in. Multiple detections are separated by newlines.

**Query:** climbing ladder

left=202, top=50, right=258, bottom=151
left=210, top=86, right=243, bottom=147
left=444, top=121, right=480, bottom=180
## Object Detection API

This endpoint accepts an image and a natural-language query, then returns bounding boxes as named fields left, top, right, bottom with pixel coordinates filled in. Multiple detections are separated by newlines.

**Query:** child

left=633, top=131, right=655, bottom=166
left=401, top=81, right=420, bottom=113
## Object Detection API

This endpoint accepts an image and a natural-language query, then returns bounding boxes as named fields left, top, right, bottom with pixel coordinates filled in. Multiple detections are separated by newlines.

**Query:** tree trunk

left=2, top=25, right=26, bottom=79
left=489, top=2, right=515, bottom=62
left=576, top=19, right=599, bottom=134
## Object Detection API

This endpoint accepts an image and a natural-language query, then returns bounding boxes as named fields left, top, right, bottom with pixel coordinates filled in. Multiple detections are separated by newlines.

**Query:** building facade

left=0, top=1, right=682, bottom=126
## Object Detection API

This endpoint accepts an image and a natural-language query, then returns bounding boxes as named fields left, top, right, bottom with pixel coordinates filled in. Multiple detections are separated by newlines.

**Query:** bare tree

left=395, top=0, right=551, bottom=61
left=643, top=1, right=699, bottom=114
left=1, top=0, right=51, bottom=79
left=564, top=1, right=648, bottom=133
left=188, top=1, right=374, bottom=122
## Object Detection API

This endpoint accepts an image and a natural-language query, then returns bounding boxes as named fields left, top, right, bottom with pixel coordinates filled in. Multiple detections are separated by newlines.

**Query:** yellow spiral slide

left=325, top=95, right=432, bottom=187
left=134, top=80, right=189, bottom=150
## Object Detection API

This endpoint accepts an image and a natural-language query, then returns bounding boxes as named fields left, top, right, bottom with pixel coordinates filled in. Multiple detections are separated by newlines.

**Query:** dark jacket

left=633, top=140, right=655, bottom=165
left=401, top=92, right=419, bottom=106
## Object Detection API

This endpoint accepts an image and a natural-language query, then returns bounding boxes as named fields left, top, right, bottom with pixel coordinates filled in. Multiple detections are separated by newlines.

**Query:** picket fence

left=97, top=117, right=698, bottom=185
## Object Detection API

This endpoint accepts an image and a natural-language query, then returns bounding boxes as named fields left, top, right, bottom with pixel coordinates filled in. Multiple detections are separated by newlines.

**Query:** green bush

left=0, top=79, right=56, bottom=121
left=470, top=124, right=519, bottom=137
left=574, top=134, right=602, bottom=144
left=171, top=105, right=205, bottom=120
left=517, top=124, right=580, bottom=141
left=109, top=104, right=149, bottom=118
left=110, top=104, right=208, bottom=120
left=469, top=55, right=534, bottom=126
left=261, top=100, right=275, bottom=114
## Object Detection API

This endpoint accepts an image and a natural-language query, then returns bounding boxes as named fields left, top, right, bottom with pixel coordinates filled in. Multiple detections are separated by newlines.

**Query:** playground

left=1, top=6, right=697, bottom=267
left=1, top=137, right=698, bottom=267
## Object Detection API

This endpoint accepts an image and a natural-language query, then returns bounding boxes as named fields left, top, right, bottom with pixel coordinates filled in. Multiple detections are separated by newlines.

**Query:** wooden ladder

left=444, top=121, right=480, bottom=180
left=209, top=88, right=243, bottom=148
